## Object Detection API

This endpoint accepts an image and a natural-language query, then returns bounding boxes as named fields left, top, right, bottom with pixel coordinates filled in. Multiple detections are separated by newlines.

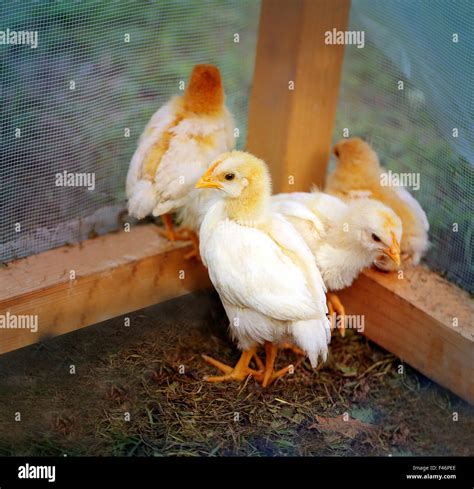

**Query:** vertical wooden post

left=247, top=0, right=350, bottom=192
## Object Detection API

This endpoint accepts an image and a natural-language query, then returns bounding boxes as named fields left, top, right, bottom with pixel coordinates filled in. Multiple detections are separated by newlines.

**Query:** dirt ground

left=0, top=290, right=472, bottom=457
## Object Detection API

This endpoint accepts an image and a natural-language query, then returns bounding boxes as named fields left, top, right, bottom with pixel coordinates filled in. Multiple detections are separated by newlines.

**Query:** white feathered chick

left=272, top=191, right=402, bottom=335
left=126, top=64, right=235, bottom=257
left=326, top=137, right=429, bottom=270
left=195, top=151, right=331, bottom=386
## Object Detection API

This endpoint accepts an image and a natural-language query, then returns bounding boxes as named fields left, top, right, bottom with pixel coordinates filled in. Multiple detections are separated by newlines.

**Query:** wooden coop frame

left=1, top=0, right=473, bottom=404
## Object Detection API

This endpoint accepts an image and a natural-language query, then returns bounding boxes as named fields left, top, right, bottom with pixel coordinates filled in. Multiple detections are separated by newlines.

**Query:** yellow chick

left=326, top=137, right=429, bottom=270
left=272, top=191, right=402, bottom=335
left=126, top=64, right=235, bottom=257
left=195, top=151, right=331, bottom=387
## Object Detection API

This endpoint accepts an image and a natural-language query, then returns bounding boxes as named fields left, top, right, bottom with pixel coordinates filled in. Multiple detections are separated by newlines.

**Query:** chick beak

left=383, top=231, right=401, bottom=266
left=195, top=167, right=223, bottom=190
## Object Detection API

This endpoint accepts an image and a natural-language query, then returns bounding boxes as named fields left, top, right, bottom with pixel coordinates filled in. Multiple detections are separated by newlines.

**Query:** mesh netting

left=0, top=0, right=260, bottom=263
left=333, top=0, right=473, bottom=293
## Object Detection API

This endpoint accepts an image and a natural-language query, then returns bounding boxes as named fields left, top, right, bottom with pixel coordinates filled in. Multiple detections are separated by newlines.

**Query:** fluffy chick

left=126, top=64, right=235, bottom=255
left=196, top=151, right=331, bottom=387
left=272, top=191, right=402, bottom=335
left=326, top=137, right=429, bottom=270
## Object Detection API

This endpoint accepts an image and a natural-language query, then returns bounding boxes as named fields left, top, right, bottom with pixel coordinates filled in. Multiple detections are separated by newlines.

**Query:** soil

left=0, top=290, right=472, bottom=456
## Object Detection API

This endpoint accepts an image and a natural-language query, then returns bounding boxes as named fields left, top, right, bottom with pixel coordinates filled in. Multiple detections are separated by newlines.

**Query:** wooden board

left=247, top=0, right=350, bottom=191
left=339, top=267, right=474, bottom=404
left=0, top=225, right=211, bottom=355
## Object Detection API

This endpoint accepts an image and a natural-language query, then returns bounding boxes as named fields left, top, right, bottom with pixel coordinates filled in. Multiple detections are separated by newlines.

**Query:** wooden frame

left=247, top=0, right=350, bottom=190
left=0, top=0, right=473, bottom=404
left=339, top=268, right=474, bottom=404
left=0, top=226, right=210, bottom=355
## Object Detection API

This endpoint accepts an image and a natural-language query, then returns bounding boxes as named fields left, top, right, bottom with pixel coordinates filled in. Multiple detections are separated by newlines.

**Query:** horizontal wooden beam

left=247, top=0, right=350, bottom=190
left=338, top=266, right=474, bottom=404
left=0, top=225, right=211, bottom=355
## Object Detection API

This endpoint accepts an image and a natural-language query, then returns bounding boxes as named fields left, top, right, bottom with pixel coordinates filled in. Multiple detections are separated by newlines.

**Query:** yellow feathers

left=197, top=151, right=272, bottom=222
left=141, top=114, right=183, bottom=180
left=326, top=137, right=429, bottom=267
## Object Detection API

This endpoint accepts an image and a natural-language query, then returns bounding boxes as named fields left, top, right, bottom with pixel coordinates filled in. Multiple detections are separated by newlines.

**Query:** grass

left=0, top=291, right=472, bottom=457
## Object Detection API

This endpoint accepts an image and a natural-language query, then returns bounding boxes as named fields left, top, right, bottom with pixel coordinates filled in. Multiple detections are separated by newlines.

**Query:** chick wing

left=201, top=211, right=327, bottom=323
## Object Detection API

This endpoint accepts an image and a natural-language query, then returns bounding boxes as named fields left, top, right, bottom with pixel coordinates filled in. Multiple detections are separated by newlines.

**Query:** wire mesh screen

left=333, top=0, right=473, bottom=293
left=0, top=0, right=260, bottom=263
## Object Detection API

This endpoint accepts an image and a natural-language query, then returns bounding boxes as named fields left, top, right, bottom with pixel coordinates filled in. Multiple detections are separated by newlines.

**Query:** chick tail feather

left=127, top=180, right=157, bottom=220
left=183, top=64, right=224, bottom=114
left=291, top=318, right=331, bottom=369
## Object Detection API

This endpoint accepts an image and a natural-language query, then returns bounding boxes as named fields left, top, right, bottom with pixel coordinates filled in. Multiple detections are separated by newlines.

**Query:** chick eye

left=334, top=149, right=340, bottom=157
left=224, top=173, right=235, bottom=181
left=371, top=233, right=381, bottom=242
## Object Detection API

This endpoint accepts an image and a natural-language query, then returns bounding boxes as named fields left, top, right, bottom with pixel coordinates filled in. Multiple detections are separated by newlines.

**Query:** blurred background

left=0, top=0, right=260, bottom=261
left=0, top=0, right=472, bottom=293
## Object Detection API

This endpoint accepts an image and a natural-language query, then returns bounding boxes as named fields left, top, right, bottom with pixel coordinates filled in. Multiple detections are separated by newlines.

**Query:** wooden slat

left=339, top=267, right=474, bottom=404
left=247, top=0, right=350, bottom=191
left=0, top=225, right=211, bottom=355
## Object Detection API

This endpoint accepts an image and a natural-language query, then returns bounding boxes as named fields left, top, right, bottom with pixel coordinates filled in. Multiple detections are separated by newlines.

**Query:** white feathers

left=125, top=99, right=176, bottom=215
left=291, top=319, right=331, bottom=368
left=126, top=179, right=157, bottom=220
left=272, top=191, right=403, bottom=291
left=199, top=196, right=330, bottom=367
left=201, top=203, right=326, bottom=322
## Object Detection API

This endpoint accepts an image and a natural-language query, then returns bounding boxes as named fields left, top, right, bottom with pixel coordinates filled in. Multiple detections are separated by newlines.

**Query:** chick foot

left=279, top=342, right=306, bottom=357
left=327, top=292, right=346, bottom=337
left=159, top=214, right=201, bottom=260
left=202, top=348, right=263, bottom=383
left=159, top=213, right=189, bottom=242
left=183, top=230, right=201, bottom=261
left=261, top=342, right=295, bottom=387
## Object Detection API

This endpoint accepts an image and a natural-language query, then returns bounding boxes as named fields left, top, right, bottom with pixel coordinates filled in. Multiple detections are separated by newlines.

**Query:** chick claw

left=327, top=292, right=346, bottom=337
left=202, top=349, right=263, bottom=383
left=159, top=214, right=201, bottom=261
left=261, top=342, right=297, bottom=388
left=279, top=342, right=306, bottom=357
left=160, top=213, right=182, bottom=242
left=183, top=230, right=202, bottom=262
